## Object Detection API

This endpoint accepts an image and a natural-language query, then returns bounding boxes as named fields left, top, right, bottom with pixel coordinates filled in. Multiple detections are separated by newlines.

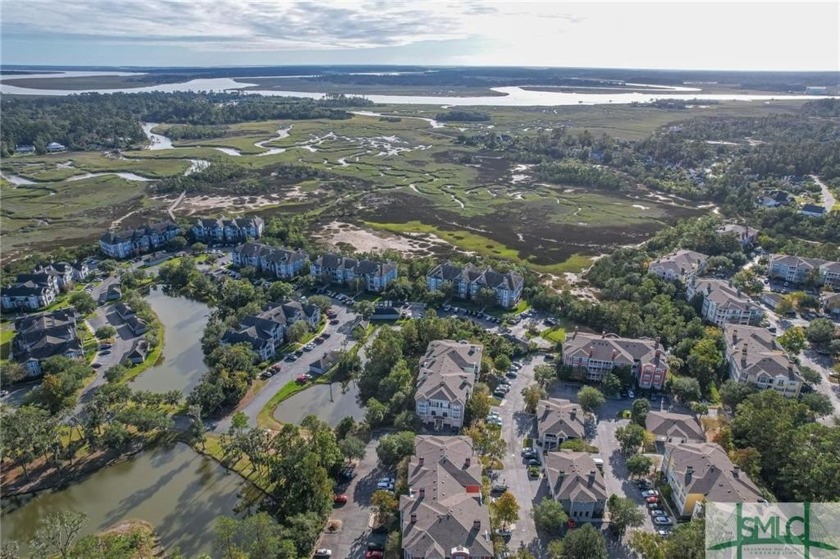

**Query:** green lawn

left=540, top=327, right=567, bottom=344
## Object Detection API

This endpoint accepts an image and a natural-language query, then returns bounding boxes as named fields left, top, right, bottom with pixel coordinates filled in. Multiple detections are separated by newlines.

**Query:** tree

left=685, top=335, right=724, bottom=391
left=376, top=431, right=415, bottom=466
left=607, top=494, right=645, bottom=536
left=628, top=530, right=665, bottom=559
left=602, top=373, right=621, bottom=397
left=355, top=300, right=375, bottom=319
left=490, top=492, right=520, bottom=528
left=663, top=517, right=705, bottom=559
left=521, top=383, right=547, bottom=414
left=0, top=362, right=26, bottom=385
left=560, top=523, right=607, bottom=559
left=94, top=325, right=116, bottom=339
left=577, top=386, right=605, bottom=413
left=103, top=364, right=127, bottom=383
left=534, top=364, right=556, bottom=387
left=801, top=392, right=833, bottom=416
left=463, top=423, right=506, bottom=463
left=532, top=498, right=568, bottom=537
left=669, top=376, right=701, bottom=403
left=287, top=320, right=309, bottom=344
left=719, top=380, right=756, bottom=410
left=371, top=490, right=399, bottom=523
left=631, top=398, right=650, bottom=426
left=29, top=510, right=87, bottom=559
left=615, top=424, right=646, bottom=454
left=467, top=383, right=491, bottom=425
left=68, top=291, right=96, bottom=315
left=777, top=326, right=807, bottom=355
left=626, top=453, right=653, bottom=479
left=546, top=540, right=565, bottom=559
left=191, top=241, right=207, bottom=253
left=494, top=354, right=511, bottom=372
left=776, top=296, right=795, bottom=316
left=267, top=281, right=294, bottom=302
left=799, top=366, right=822, bottom=385
left=188, top=404, right=206, bottom=450
left=807, top=318, right=836, bottom=347
left=168, top=235, right=188, bottom=250
left=338, top=435, right=366, bottom=460
left=307, top=295, right=331, bottom=313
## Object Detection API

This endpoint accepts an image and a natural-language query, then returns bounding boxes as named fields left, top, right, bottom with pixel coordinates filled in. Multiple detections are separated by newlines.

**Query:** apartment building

left=426, top=261, right=524, bottom=308
left=648, top=250, right=708, bottom=283
left=686, top=278, right=764, bottom=327
left=231, top=242, right=310, bottom=279
left=562, top=329, right=668, bottom=389
left=311, top=253, right=398, bottom=292
left=723, top=324, right=804, bottom=398
left=99, top=221, right=181, bottom=259
left=400, top=436, right=493, bottom=559
left=191, top=216, right=265, bottom=244
left=414, top=340, right=482, bottom=431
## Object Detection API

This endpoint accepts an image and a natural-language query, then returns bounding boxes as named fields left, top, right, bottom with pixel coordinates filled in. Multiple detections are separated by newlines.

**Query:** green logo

left=706, top=502, right=840, bottom=558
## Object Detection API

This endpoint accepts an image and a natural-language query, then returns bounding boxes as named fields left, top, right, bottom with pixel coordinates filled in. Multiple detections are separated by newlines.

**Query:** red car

left=296, top=374, right=312, bottom=383
left=333, top=494, right=348, bottom=505
left=330, top=319, right=340, bottom=325
left=645, top=496, right=659, bottom=504
left=364, top=552, right=383, bottom=559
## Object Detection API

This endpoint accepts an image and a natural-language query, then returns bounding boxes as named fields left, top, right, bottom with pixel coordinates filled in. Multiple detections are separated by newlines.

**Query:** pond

left=273, top=382, right=364, bottom=427
left=1, top=443, right=249, bottom=557
left=130, top=289, right=210, bottom=395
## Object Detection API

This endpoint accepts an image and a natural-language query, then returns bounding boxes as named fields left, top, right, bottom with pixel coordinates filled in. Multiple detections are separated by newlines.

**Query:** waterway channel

left=130, top=289, right=210, bottom=395
left=0, top=443, right=248, bottom=557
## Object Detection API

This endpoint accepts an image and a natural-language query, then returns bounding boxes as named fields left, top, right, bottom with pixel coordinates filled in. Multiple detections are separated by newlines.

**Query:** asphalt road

left=316, top=437, right=388, bottom=559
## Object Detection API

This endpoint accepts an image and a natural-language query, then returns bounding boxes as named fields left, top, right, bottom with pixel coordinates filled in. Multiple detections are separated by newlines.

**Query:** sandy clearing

left=314, top=221, right=451, bottom=256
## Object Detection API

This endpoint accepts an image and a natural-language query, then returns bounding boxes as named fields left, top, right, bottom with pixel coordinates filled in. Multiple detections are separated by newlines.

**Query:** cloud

left=0, top=0, right=489, bottom=51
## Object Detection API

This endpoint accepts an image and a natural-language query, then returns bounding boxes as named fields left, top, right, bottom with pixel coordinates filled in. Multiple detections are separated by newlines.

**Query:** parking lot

left=315, top=437, right=390, bottom=559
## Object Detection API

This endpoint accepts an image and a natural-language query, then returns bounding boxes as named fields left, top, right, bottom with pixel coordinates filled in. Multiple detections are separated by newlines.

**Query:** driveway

left=491, top=354, right=547, bottom=552
left=316, top=436, right=387, bottom=559
left=811, top=175, right=837, bottom=213
left=213, top=303, right=359, bottom=433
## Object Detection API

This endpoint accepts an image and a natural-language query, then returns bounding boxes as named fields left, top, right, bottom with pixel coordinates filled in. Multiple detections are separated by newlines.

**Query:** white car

left=314, top=549, right=332, bottom=558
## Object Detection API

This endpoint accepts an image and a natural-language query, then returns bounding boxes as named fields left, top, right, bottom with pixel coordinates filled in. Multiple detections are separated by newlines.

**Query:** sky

left=1, top=1, right=838, bottom=71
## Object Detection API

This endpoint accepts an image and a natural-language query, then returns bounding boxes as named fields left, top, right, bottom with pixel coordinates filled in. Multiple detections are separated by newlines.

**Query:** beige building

left=415, top=341, right=482, bottom=430
left=646, top=411, right=705, bottom=452
left=400, top=436, right=493, bottom=559
left=687, top=278, right=764, bottom=327
left=662, top=442, right=763, bottom=517
left=648, top=249, right=708, bottom=283
left=723, top=325, right=804, bottom=398
left=562, top=330, right=668, bottom=389
left=544, top=451, right=607, bottom=520
left=536, top=398, right=585, bottom=450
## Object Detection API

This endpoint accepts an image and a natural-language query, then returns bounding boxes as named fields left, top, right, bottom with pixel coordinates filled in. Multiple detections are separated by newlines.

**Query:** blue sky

left=1, top=1, right=838, bottom=71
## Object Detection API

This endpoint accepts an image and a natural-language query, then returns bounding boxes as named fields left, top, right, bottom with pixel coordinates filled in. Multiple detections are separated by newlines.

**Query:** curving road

left=811, top=175, right=837, bottom=213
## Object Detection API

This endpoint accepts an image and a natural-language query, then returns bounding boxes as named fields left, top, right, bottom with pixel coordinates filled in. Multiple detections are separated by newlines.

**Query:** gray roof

left=563, top=331, right=665, bottom=367
left=400, top=436, right=492, bottom=559
left=646, top=411, right=705, bottom=442
left=648, top=249, right=708, bottom=277
left=2, top=281, right=50, bottom=298
left=415, top=341, right=482, bottom=405
left=664, top=442, right=763, bottom=503
left=692, top=279, right=757, bottom=312
left=315, top=253, right=395, bottom=276
left=544, top=451, right=607, bottom=503
left=428, top=261, right=523, bottom=291
left=724, top=324, right=803, bottom=384
left=536, top=398, right=585, bottom=441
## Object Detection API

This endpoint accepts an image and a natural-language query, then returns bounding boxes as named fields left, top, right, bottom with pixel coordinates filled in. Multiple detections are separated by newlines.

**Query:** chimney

left=419, top=457, right=424, bottom=467
left=588, top=469, right=596, bottom=485
left=787, top=360, right=794, bottom=376
left=570, top=408, right=577, bottom=421
left=602, top=330, right=606, bottom=339
left=410, top=513, right=417, bottom=523
left=732, top=329, right=738, bottom=344
left=465, top=457, right=471, bottom=468
left=741, top=345, right=748, bottom=366
left=685, top=466, right=694, bottom=486
left=419, top=488, right=425, bottom=499
left=589, top=347, right=594, bottom=358
left=655, top=336, right=661, bottom=349
left=572, top=326, right=578, bottom=340
left=733, top=465, right=740, bottom=478
left=473, top=519, right=481, bottom=531
left=611, top=349, right=617, bottom=360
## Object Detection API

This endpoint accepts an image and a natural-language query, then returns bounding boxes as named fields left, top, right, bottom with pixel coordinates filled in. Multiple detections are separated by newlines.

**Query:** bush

left=95, top=325, right=116, bottom=339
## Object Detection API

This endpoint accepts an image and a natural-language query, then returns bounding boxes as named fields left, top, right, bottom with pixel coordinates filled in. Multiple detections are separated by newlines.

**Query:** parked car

left=627, top=390, right=635, bottom=399
left=649, top=509, right=667, bottom=517
left=285, top=354, right=297, bottom=362
left=367, top=543, right=385, bottom=552
left=333, top=494, right=348, bottom=505
left=99, top=349, right=111, bottom=355
left=653, top=516, right=673, bottom=526
left=322, top=332, right=331, bottom=338
left=99, top=343, right=112, bottom=349
left=296, top=374, right=312, bottom=383
left=491, top=484, right=509, bottom=493
left=642, top=490, right=659, bottom=498
left=527, top=458, right=541, bottom=467
left=330, top=319, right=340, bottom=325
left=645, top=496, right=659, bottom=504
left=656, top=529, right=670, bottom=537
left=521, top=448, right=538, bottom=459
left=497, top=528, right=512, bottom=539
left=636, top=480, right=651, bottom=490
left=647, top=502, right=662, bottom=510
left=314, top=549, right=332, bottom=558
left=365, top=551, right=383, bottom=559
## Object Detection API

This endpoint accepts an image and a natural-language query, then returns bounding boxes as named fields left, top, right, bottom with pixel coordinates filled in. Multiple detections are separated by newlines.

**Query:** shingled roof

left=544, top=451, right=607, bottom=503
left=664, top=442, right=763, bottom=504
left=646, top=411, right=705, bottom=443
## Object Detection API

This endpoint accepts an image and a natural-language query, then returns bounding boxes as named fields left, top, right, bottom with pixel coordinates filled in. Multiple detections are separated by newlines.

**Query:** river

left=0, top=443, right=248, bottom=557
left=130, top=289, right=210, bottom=395
left=273, top=382, right=364, bottom=427
left=1, top=72, right=834, bottom=106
